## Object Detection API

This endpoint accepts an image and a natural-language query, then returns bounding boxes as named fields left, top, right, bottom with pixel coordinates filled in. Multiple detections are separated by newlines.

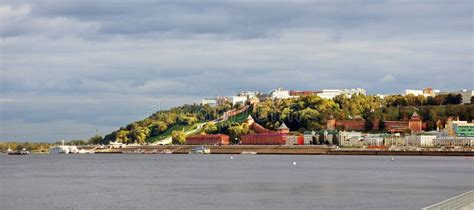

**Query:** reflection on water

left=0, top=154, right=472, bottom=209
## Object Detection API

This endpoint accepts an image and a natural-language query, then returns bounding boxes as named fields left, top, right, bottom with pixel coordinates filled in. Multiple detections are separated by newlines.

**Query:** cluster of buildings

left=186, top=115, right=305, bottom=146
left=184, top=114, right=474, bottom=148
left=202, top=88, right=368, bottom=106
left=403, top=87, right=473, bottom=104
left=404, top=87, right=440, bottom=97
left=315, top=117, right=474, bottom=148
left=326, top=112, right=423, bottom=133
left=192, top=87, right=474, bottom=148
left=202, top=87, right=473, bottom=107
left=202, top=91, right=262, bottom=106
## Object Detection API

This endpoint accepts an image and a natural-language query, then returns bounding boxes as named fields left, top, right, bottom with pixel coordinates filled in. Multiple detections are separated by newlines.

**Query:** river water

left=0, top=154, right=472, bottom=209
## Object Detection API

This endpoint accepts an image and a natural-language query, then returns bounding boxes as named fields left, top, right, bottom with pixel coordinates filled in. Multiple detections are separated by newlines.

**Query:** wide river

left=0, top=154, right=473, bottom=209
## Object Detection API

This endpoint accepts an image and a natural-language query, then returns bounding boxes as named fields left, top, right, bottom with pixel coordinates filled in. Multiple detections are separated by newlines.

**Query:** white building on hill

left=201, top=98, right=217, bottom=106
left=404, top=87, right=440, bottom=97
left=438, top=89, right=473, bottom=104
left=270, top=88, right=293, bottom=99
left=317, top=89, right=341, bottom=99
left=228, top=95, right=248, bottom=106
left=317, top=88, right=366, bottom=99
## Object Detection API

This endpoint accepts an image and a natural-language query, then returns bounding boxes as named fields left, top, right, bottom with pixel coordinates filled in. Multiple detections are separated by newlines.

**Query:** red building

left=384, top=121, right=409, bottom=133
left=290, top=91, right=319, bottom=96
left=326, top=112, right=423, bottom=133
left=186, top=134, right=230, bottom=145
left=335, top=120, right=370, bottom=131
left=408, top=111, right=422, bottom=132
left=241, top=133, right=288, bottom=145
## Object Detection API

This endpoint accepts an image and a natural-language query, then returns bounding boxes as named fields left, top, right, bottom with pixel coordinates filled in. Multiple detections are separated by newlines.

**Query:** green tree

left=171, top=130, right=186, bottom=145
left=427, top=96, right=436, bottom=105
left=116, top=130, right=130, bottom=144
left=228, top=123, right=250, bottom=144
left=131, top=126, right=150, bottom=144
left=378, top=119, right=386, bottom=131
left=364, top=119, right=374, bottom=131
left=434, top=95, right=445, bottom=105
left=202, top=123, right=218, bottom=134
left=88, top=135, right=103, bottom=145
left=150, top=121, right=168, bottom=136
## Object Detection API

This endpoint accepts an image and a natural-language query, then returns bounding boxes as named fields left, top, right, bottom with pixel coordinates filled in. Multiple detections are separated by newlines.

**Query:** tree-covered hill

left=96, top=93, right=473, bottom=145
left=100, top=103, right=235, bottom=144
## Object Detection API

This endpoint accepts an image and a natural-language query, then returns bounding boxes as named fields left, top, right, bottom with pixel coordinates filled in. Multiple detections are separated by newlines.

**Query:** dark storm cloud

left=0, top=0, right=472, bottom=141
left=7, top=0, right=470, bottom=39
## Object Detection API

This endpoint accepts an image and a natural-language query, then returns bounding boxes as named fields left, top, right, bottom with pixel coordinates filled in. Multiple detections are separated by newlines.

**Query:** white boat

left=241, top=151, right=257, bottom=155
left=49, top=140, right=79, bottom=154
left=49, top=145, right=71, bottom=154
left=78, top=149, right=95, bottom=154
left=69, top=146, right=79, bottom=154
left=8, top=148, right=30, bottom=155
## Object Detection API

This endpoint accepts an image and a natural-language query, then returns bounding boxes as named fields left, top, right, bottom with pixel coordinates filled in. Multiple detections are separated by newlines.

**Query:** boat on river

left=8, top=148, right=30, bottom=155
left=49, top=140, right=79, bottom=154
left=78, top=149, right=95, bottom=154
left=49, top=145, right=79, bottom=154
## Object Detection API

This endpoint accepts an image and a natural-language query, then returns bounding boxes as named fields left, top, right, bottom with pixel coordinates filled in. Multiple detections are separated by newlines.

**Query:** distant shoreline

left=83, top=145, right=474, bottom=156
left=4, top=145, right=472, bottom=156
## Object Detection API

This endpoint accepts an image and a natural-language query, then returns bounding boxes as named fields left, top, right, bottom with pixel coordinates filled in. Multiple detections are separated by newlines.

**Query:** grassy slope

left=148, top=108, right=252, bottom=142
left=215, top=109, right=252, bottom=127
left=146, top=123, right=200, bottom=143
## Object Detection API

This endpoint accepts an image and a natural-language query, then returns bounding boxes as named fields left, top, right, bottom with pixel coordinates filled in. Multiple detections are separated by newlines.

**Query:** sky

left=0, top=0, right=473, bottom=141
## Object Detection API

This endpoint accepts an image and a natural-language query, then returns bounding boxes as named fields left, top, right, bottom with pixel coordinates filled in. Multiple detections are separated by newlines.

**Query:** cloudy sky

left=0, top=0, right=472, bottom=141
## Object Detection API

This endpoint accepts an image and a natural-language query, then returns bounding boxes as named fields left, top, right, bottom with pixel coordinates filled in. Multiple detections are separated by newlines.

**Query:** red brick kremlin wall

left=327, top=118, right=422, bottom=133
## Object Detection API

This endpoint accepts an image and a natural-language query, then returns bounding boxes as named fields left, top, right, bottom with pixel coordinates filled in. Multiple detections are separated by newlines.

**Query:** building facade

left=327, top=112, right=423, bottom=133
left=405, top=135, right=436, bottom=147
left=404, top=87, right=439, bottom=97
left=303, top=131, right=316, bottom=145
left=445, top=118, right=474, bottom=137
left=186, top=134, right=230, bottom=145
left=270, top=88, right=292, bottom=99
left=240, top=133, right=288, bottom=145
left=316, top=88, right=366, bottom=99
left=437, top=90, right=473, bottom=104
left=317, top=89, right=342, bottom=99
left=434, top=137, right=474, bottom=147
left=290, top=91, right=318, bottom=97
left=338, top=131, right=363, bottom=146
left=228, top=95, right=248, bottom=106
left=201, top=98, right=217, bottom=106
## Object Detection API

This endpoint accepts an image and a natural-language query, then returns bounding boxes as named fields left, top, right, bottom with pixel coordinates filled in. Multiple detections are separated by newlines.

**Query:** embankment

left=90, top=145, right=474, bottom=156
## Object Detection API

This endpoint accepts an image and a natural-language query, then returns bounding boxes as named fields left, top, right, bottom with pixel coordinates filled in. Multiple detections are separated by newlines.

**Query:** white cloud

left=0, top=4, right=31, bottom=22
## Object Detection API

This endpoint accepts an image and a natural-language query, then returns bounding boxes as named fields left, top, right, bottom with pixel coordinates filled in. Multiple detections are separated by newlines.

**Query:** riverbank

left=88, top=145, right=474, bottom=156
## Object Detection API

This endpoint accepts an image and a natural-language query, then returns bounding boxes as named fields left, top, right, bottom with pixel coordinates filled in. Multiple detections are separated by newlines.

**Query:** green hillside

left=97, top=93, right=473, bottom=145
